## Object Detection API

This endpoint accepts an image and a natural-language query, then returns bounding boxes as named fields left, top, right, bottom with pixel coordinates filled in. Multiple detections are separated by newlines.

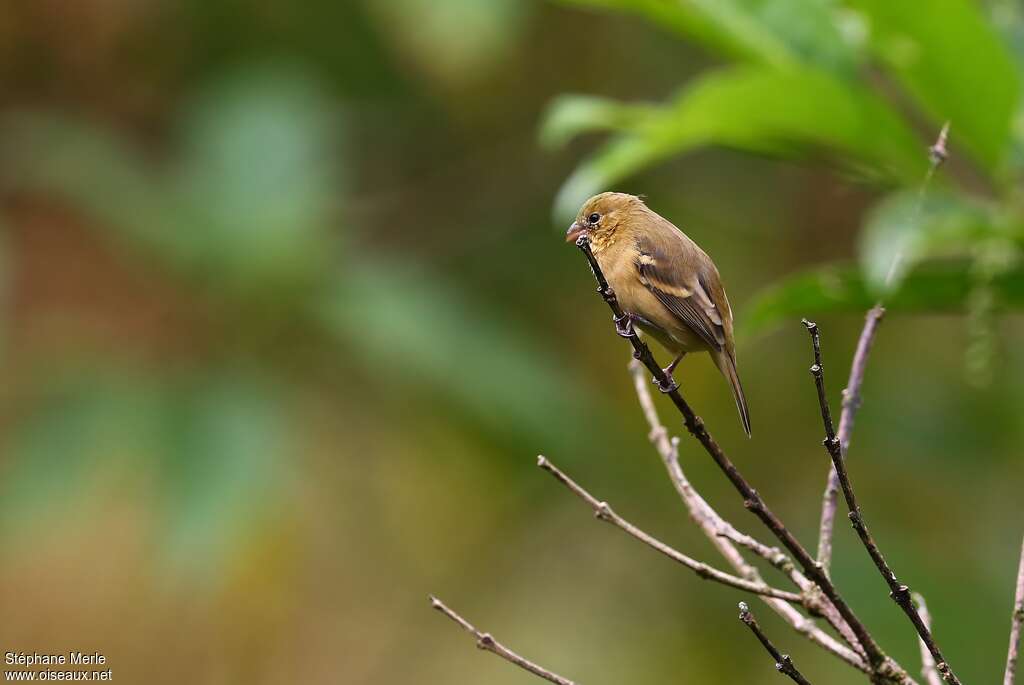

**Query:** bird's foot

left=654, top=371, right=679, bottom=394
left=614, top=313, right=635, bottom=338
left=655, top=353, right=683, bottom=392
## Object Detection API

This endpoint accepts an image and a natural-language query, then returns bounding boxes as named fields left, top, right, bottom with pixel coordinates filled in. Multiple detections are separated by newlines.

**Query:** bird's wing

left=633, top=233, right=726, bottom=352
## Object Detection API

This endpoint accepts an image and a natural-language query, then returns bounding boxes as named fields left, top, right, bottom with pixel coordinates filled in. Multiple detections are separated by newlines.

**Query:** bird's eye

left=588, top=213, right=601, bottom=225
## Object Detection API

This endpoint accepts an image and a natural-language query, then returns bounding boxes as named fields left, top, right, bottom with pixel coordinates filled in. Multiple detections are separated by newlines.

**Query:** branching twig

left=536, top=455, right=803, bottom=602
left=738, top=602, right=814, bottom=685
left=816, top=306, right=885, bottom=571
left=802, top=321, right=961, bottom=685
left=1005, top=536, right=1024, bottom=685
left=574, top=235, right=907, bottom=681
left=913, top=593, right=942, bottom=685
left=429, top=596, right=577, bottom=685
left=629, top=360, right=871, bottom=672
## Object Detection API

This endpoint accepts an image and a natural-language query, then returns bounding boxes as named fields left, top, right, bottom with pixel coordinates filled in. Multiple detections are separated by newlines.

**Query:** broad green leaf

left=315, top=259, right=602, bottom=456
left=858, top=190, right=1009, bottom=294
left=364, top=0, right=528, bottom=86
left=2, top=66, right=344, bottom=294
left=989, top=0, right=1024, bottom=171
left=558, top=0, right=858, bottom=72
left=846, top=0, right=1020, bottom=173
left=540, top=96, right=657, bottom=150
left=0, top=376, right=166, bottom=534
left=740, top=259, right=1024, bottom=338
left=172, top=67, right=341, bottom=290
left=0, top=371, right=292, bottom=581
left=160, top=374, right=291, bottom=579
left=552, top=66, right=927, bottom=219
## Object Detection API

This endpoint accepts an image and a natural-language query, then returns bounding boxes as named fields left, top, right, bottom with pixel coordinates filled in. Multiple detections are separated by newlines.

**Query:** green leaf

left=847, top=0, right=1020, bottom=172
left=740, top=258, right=1024, bottom=338
left=858, top=190, right=1007, bottom=294
left=539, top=95, right=657, bottom=150
left=315, top=259, right=600, bottom=456
left=558, top=0, right=857, bottom=72
left=365, top=0, right=529, bottom=86
left=1, top=66, right=345, bottom=294
left=172, top=67, right=342, bottom=289
left=552, top=66, right=927, bottom=219
left=0, top=371, right=291, bottom=581
left=0, top=376, right=166, bottom=534
left=160, top=374, right=291, bottom=579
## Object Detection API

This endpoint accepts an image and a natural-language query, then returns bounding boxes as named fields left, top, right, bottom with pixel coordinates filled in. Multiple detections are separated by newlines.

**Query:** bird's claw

left=614, top=313, right=635, bottom=338
left=654, top=372, right=679, bottom=394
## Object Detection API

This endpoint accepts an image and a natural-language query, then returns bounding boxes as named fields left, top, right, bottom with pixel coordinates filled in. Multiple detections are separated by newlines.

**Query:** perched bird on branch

left=566, top=192, right=751, bottom=436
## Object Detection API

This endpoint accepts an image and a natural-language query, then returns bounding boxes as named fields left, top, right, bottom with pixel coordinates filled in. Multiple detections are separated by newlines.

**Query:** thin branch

left=738, top=602, right=814, bottom=685
left=819, top=123, right=950, bottom=574
left=717, top=526, right=801, bottom=586
left=429, top=596, right=577, bottom=685
left=802, top=319, right=838, bottom=448
left=816, top=306, right=885, bottom=571
left=802, top=321, right=961, bottom=685
left=574, top=236, right=907, bottom=681
left=913, top=593, right=942, bottom=685
left=629, top=360, right=871, bottom=672
left=1005, top=536, right=1024, bottom=685
left=536, top=455, right=803, bottom=602
left=630, top=360, right=801, bottom=587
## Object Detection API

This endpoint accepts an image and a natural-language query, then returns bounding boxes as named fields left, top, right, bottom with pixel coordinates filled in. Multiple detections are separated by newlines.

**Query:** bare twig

left=928, top=121, right=950, bottom=169
left=630, top=361, right=802, bottom=587
left=1005, top=536, right=1024, bottom=685
left=536, top=455, right=803, bottom=602
left=629, top=360, right=871, bottom=672
left=574, top=236, right=909, bottom=681
left=816, top=306, right=885, bottom=571
left=819, top=123, right=950, bottom=573
left=738, top=602, right=814, bottom=685
left=429, top=596, right=577, bottom=685
left=802, top=321, right=961, bottom=685
left=802, top=319, right=838, bottom=449
left=913, top=593, right=942, bottom=685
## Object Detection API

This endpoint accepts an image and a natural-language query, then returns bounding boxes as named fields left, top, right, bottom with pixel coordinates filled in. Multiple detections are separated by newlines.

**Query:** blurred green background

left=0, top=1, right=1022, bottom=683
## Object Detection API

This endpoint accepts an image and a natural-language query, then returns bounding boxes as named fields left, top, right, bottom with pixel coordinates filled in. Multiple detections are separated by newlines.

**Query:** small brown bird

left=566, top=192, right=751, bottom=436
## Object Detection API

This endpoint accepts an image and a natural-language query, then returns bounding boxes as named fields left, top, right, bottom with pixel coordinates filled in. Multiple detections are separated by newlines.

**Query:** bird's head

left=565, top=192, right=645, bottom=246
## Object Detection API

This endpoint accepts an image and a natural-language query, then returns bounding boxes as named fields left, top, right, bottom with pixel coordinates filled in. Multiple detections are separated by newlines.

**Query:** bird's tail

left=714, top=351, right=751, bottom=438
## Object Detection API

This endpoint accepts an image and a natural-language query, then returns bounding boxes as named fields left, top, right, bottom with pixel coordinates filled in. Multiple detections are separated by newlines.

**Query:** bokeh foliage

left=547, top=0, right=1024, bottom=362
left=0, top=1, right=1021, bottom=684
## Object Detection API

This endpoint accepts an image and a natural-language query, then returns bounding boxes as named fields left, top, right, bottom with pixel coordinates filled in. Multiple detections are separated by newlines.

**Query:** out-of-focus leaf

left=0, top=377, right=164, bottom=533
left=1, top=66, right=343, bottom=295
left=552, top=66, right=926, bottom=219
left=559, top=0, right=858, bottom=72
left=364, top=0, right=528, bottom=86
left=316, top=259, right=597, bottom=455
left=0, top=113, right=181, bottom=255
left=858, top=190, right=1010, bottom=294
left=171, top=67, right=340, bottom=291
left=847, top=0, right=1020, bottom=172
left=0, top=372, right=291, bottom=581
left=540, top=95, right=657, bottom=150
left=160, top=374, right=291, bottom=579
left=740, top=259, right=1024, bottom=338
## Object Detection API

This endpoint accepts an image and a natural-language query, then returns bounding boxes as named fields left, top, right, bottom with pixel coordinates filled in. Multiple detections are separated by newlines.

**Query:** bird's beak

left=565, top=221, right=586, bottom=243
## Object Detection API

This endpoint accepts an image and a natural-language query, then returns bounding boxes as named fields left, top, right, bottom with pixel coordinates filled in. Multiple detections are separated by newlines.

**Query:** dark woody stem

left=739, top=602, right=814, bottom=685
left=574, top=235, right=897, bottom=677
left=802, top=320, right=961, bottom=685
left=816, top=307, right=885, bottom=572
